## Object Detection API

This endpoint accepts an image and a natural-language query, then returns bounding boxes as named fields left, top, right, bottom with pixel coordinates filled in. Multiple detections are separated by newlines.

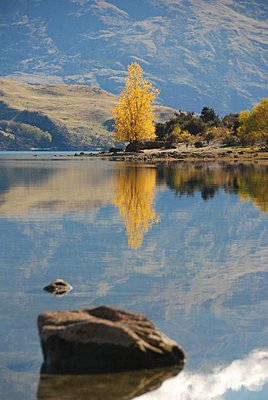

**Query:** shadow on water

left=37, top=366, right=183, bottom=400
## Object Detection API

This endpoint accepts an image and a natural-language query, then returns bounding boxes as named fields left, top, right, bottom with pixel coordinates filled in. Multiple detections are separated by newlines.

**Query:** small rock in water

left=43, top=279, right=72, bottom=296
left=38, top=306, right=185, bottom=374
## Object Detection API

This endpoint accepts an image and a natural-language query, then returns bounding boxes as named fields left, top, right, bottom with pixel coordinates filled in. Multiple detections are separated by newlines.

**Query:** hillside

left=0, top=79, right=178, bottom=150
left=0, top=0, right=267, bottom=114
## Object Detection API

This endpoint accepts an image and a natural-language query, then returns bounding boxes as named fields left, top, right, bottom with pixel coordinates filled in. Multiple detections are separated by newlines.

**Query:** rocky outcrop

left=38, top=306, right=185, bottom=374
left=43, top=279, right=72, bottom=296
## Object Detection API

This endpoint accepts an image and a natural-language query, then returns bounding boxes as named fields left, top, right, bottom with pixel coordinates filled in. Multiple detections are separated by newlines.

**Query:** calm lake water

left=0, top=153, right=267, bottom=399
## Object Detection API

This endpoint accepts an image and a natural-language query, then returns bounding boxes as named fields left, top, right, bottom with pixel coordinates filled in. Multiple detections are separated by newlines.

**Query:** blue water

left=0, top=156, right=267, bottom=399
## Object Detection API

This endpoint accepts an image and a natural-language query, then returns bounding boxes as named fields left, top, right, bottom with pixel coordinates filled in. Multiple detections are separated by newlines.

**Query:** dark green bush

left=0, top=120, right=52, bottom=149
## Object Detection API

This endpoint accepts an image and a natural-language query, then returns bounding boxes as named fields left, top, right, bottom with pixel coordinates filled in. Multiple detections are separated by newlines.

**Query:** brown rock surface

left=38, top=306, right=185, bottom=374
left=43, top=279, right=72, bottom=296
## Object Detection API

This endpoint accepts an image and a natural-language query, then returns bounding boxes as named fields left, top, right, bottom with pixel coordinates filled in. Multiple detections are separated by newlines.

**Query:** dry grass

left=0, top=79, right=177, bottom=144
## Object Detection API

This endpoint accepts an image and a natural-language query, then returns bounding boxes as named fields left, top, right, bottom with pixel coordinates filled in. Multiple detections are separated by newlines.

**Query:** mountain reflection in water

left=0, top=161, right=268, bottom=249
left=0, top=157, right=267, bottom=399
left=36, top=349, right=268, bottom=400
left=138, top=349, right=268, bottom=400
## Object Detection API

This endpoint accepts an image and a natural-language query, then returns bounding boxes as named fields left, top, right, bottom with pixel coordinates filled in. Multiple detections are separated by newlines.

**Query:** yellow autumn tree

left=114, top=166, right=159, bottom=249
left=238, top=98, right=268, bottom=144
left=113, top=62, right=160, bottom=151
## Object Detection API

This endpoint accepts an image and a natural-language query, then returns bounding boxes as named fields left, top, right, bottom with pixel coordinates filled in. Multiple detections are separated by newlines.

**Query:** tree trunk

left=126, top=140, right=141, bottom=152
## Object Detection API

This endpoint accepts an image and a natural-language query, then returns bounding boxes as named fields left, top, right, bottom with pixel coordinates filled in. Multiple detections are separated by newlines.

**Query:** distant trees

left=183, top=116, right=206, bottom=135
left=0, top=120, right=52, bottom=149
left=113, top=62, right=159, bottom=151
left=155, top=98, right=268, bottom=148
left=155, top=109, right=211, bottom=147
left=156, top=111, right=205, bottom=138
left=200, top=106, right=220, bottom=126
left=112, top=63, right=267, bottom=150
left=222, top=113, right=240, bottom=133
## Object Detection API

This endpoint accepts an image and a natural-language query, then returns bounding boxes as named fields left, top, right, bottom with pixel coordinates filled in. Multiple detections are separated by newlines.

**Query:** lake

left=0, top=153, right=267, bottom=399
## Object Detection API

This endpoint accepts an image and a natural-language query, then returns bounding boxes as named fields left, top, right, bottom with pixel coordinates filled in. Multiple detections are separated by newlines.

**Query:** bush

left=238, top=99, right=268, bottom=145
left=183, top=117, right=206, bottom=135
left=200, top=106, right=221, bottom=126
left=0, top=120, right=52, bottom=149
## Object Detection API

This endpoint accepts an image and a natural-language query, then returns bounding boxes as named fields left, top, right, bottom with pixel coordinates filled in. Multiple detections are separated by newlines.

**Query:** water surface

left=0, top=155, right=267, bottom=399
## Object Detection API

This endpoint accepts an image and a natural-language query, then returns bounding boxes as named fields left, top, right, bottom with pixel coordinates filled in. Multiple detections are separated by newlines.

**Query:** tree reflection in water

left=114, top=166, right=159, bottom=250
left=160, top=163, right=268, bottom=212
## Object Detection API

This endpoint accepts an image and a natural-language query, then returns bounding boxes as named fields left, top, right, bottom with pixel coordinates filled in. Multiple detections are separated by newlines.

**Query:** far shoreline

left=1, top=146, right=268, bottom=165
left=74, top=145, right=268, bottom=165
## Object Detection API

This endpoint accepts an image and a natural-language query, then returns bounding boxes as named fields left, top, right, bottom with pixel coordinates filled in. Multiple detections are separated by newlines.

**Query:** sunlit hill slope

left=0, top=79, right=177, bottom=150
left=0, top=79, right=180, bottom=150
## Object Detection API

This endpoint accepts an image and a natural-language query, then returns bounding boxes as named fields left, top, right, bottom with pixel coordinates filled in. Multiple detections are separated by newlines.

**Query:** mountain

left=0, top=0, right=267, bottom=115
left=0, top=79, right=178, bottom=149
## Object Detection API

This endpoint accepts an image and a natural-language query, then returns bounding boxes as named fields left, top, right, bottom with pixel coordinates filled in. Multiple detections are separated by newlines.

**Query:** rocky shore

left=74, top=146, right=268, bottom=164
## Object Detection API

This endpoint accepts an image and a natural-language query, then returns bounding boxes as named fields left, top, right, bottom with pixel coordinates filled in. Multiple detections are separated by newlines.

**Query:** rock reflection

left=37, top=366, right=182, bottom=400
left=114, top=166, right=159, bottom=249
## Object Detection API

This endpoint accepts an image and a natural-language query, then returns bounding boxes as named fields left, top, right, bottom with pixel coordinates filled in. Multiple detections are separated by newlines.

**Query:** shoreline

left=1, top=147, right=268, bottom=165
left=75, top=146, right=268, bottom=165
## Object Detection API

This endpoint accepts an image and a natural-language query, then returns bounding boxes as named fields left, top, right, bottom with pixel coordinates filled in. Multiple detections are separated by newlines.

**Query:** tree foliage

left=238, top=98, right=268, bottom=145
left=222, top=113, right=240, bottom=133
left=0, top=120, right=52, bottom=149
left=155, top=99, right=267, bottom=148
left=156, top=111, right=206, bottom=141
left=200, top=106, right=220, bottom=126
left=113, top=62, right=159, bottom=149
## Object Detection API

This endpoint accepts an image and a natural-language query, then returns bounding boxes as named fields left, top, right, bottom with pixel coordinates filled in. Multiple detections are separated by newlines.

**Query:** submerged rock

left=43, top=279, right=73, bottom=296
left=38, top=306, right=185, bottom=374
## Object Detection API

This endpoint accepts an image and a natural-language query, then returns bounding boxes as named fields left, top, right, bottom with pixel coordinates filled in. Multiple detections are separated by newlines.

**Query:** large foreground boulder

left=38, top=306, right=185, bottom=374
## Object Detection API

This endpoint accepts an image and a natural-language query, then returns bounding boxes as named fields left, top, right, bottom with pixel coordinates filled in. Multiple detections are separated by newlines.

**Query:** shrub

left=0, top=120, right=52, bottom=149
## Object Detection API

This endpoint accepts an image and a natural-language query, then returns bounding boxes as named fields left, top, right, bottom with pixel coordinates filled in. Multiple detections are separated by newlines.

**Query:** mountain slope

left=0, top=79, right=178, bottom=149
left=0, top=0, right=267, bottom=114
